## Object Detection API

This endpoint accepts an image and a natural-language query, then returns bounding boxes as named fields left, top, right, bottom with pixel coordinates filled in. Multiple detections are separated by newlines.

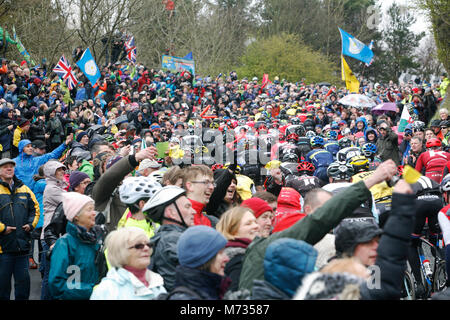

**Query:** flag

left=398, top=104, right=413, bottom=132
left=341, top=55, right=360, bottom=93
left=365, top=40, right=374, bottom=67
left=183, top=52, right=193, bottom=60
left=53, top=55, right=78, bottom=90
left=124, top=36, right=137, bottom=64
left=76, top=48, right=101, bottom=86
left=339, top=28, right=374, bottom=65
left=12, top=26, right=36, bottom=66
left=259, top=73, right=270, bottom=94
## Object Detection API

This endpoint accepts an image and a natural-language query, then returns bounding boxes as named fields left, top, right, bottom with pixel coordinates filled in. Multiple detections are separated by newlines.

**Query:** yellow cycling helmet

left=349, top=155, right=369, bottom=173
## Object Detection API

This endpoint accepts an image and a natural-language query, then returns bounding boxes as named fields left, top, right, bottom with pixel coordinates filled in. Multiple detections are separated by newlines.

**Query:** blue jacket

left=90, top=267, right=166, bottom=300
left=0, top=176, right=40, bottom=253
left=49, top=222, right=100, bottom=300
left=31, top=178, right=46, bottom=229
left=13, top=139, right=67, bottom=189
left=262, top=238, right=317, bottom=298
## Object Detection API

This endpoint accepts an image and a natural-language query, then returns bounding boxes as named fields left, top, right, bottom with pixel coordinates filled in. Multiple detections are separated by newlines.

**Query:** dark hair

left=252, top=191, right=277, bottom=204
left=33, top=164, right=46, bottom=182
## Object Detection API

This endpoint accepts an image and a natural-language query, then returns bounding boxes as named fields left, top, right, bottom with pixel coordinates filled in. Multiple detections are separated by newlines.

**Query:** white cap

left=138, top=159, right=161, bottom=171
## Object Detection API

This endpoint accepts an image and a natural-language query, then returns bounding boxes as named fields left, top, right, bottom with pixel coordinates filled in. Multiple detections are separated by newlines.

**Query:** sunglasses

left=128, top=242, right=153, bottom=250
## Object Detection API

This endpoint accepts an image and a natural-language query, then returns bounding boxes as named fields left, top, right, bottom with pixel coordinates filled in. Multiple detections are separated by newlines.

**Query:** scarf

left=189, top=198, right=211, bottom=227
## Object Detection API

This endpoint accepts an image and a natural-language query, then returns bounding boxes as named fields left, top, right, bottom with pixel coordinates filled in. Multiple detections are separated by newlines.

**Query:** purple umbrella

left=371, top=102, right=397, bottom=114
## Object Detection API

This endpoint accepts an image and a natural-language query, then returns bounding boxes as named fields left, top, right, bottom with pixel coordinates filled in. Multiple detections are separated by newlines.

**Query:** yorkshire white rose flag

left=339, top=28, right=374, bottom=65
left=76, top=48, right=101, bottom=86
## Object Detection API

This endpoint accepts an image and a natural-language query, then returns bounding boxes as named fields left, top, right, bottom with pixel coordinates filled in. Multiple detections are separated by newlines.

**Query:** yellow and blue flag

left=76, top=48, right=101, bottom=86
left=339, top=28, right=374, bottom=65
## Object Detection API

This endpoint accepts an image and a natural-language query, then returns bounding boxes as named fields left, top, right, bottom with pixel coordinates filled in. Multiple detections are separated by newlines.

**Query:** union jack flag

left=53, top=55, right=78, bottom=90
left=125, top=36, right=137, bottom=64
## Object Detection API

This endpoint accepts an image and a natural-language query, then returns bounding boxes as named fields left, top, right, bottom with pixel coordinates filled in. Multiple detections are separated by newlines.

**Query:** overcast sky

left=378, top=0, right=430, bottom=35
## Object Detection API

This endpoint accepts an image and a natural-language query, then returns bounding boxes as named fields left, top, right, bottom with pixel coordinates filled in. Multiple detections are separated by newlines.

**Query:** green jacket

left=440, top=77, right=449, bottom=97
left=376, top=127, right=400, bottom=165
left=79, top=160, right=94, bottom=181
left=238, top=180, right=372, bottom=292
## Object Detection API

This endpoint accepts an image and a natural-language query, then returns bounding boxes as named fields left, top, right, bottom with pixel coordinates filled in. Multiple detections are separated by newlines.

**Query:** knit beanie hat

left=76, top=131, right=88, bottom=142
left=69, top=171, right=90, bottom=190
left=241, top=197, right=273, bottom=218
left=62, top=192, right=94, bottom=222
left=177, top=226, right=227, bottom=268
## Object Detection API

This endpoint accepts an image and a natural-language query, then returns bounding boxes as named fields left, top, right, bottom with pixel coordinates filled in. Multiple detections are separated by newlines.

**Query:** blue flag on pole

left=76, top=48, right=101, bottom=86
left=183, top=52, right=193, bottom=60
left=339, top=28, right=374, bottom=65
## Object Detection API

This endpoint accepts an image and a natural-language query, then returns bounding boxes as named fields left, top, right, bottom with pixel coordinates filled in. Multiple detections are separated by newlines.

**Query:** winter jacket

left=78, top=160, right=95, bottom=181
left=206, top=168, right=235, bottom=218
left=0, top=108, right=14, bottom=152
left=224, top=238, right=251, bottom=293
left=376, top=127, right=400, bottom=165
left=150, top=224, right=186, bottom=292
left=41, top=161, right=68, bottom=240
left=359, top=192, right=416, bottom=300
left=168, top=265, right=231, bottom=300
left=48, top=222, right=101, bottom=300
left=68, top=141, right=91, bottom=162
left=250, top=279, right=291, bottom=300
left=92, top=155, right=139, bottom=233
left=90, top=267, right=166, bottom=300
left=238, top=180, right=372, bottom=292
left=43, top=202, right=66, bottom=247
left=0, top=175, right=40, bottom=253
left=32, top=178, right=46, bottom=229
left=13, top=139, right=68, bottom=189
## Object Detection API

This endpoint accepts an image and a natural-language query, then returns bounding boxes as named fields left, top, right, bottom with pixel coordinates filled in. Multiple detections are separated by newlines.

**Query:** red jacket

left=189, top=198, right=212, bottom=227
left=415, top=150, right=450, bottom=183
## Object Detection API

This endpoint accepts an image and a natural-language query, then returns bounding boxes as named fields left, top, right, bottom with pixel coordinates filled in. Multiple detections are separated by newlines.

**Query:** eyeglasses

left=128, top=242, right=153, bottom=250
left=190, top=180, right=216, bottom=187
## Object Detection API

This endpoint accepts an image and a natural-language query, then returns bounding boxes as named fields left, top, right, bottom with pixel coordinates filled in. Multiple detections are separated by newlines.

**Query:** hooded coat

left=13, top=139, right=68, bottom=189
left=251, top=238, right=317, bottom=299
left=41, top=161, right=68, bottom=240
left=0, top=108, right=14, bottom=152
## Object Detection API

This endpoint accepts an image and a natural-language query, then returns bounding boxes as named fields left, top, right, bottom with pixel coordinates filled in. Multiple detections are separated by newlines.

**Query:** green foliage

left=236, top=33, right=342, bottom=85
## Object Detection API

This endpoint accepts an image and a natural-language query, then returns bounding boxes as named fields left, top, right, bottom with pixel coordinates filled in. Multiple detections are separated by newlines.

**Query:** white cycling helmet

left=142, top=186, right=187, bottom=224
left=149, top=170, right=164, bottom=184
left=441, top=174, right=450, bottom=193
left=119, top=176, right=162, bottom=205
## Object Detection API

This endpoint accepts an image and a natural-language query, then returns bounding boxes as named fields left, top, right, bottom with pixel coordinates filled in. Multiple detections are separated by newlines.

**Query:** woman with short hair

left=90, top=227, right=166, bottom=300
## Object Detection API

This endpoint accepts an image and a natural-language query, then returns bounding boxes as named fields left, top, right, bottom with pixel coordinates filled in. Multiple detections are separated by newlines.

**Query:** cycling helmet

left=336, top=147, right=362, bottom=164
left=338, top=137, right=352, bottom=149
left=426, top=138, right=441, bottom=149
left=149, top=170, right=164, bottom=184
left=348, top=155, right=369, bottom=173
left=326, top=162, right=354, bottom=181
left=327, top=130, right=338, bottom=140
left=287, top=133, right=299, bottom=142
left=341, top=128, right=352, bottom=136
left=119, top=177, right=162, bottom=205
left=305, top=130, right=316, bottom=139
left=310, top=136, right=324, bottom=147
left=411, top=120, right=425, bottom=132
left=361, top=143, right=377, bottom=157
left=142, top=186, right=187, bottom=224
left=282, top=152, right=299, bottom=163
left=297, top=161, right=315, bottom=175
left=291, top=117, right=301, bottom=125
left=441, top=174, right=450, bottom=193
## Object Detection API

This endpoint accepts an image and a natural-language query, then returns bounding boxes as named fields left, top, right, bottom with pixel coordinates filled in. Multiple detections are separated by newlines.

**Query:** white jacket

left=90, top=267, right=166, bottom=300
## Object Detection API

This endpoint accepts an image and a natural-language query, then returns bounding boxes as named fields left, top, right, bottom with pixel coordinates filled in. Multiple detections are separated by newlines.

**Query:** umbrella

left=318, top=82, right=331, bottom=87
left=371, top=102, right=397, bottom=114
left=338, top=94, right=376, bottom=109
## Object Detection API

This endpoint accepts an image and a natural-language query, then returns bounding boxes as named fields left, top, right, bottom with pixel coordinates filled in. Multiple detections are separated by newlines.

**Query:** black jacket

left=168, top=265, right=231, bottom=300
left=359, top=192, right=416, bottom=300
left=206, top=169, right=235, bottom=218
left=43, top=202, right=66, bottom=247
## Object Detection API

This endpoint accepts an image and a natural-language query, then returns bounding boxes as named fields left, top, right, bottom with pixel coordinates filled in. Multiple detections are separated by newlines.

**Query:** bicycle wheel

left=401, top=270, right=416, bottom=300
left=433, top=260, right=448, bottom=293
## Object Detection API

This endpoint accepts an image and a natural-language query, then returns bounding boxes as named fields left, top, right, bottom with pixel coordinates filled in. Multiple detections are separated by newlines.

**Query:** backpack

left=156, top=286, right=203, bottom=300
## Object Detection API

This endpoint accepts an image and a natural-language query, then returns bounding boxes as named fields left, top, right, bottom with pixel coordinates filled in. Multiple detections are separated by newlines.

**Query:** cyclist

left=285, top=161, right=322, bottom=199
left=117, top=176, right=163, bottom=238
left=351, top=155, right=393, bottom=217
left=415, top=138, right=450, bottom=183
left=305, top=136, right=334, bottom=185
left=361, top=143, right=381, bottom=170
left=406, top=175, right=444, bottom=299
left=324, top=130, right=340, bottom=160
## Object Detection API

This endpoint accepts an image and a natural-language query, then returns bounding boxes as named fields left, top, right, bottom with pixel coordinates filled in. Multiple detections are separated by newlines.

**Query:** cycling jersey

left=415, top=150, right=450, bottom=183
left=352, top=171, right=393, bottom=208
left=324, top=140, right=340, bottom=159
left=305, top=148, right=334, bottom=183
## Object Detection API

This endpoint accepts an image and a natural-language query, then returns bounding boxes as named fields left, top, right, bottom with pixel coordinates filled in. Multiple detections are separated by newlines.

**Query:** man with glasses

left=182, top=164, right=219, bottom=228
left=376, top=121, right=400, bottom=165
